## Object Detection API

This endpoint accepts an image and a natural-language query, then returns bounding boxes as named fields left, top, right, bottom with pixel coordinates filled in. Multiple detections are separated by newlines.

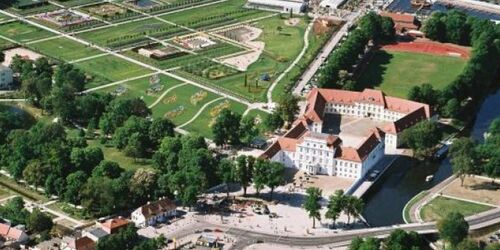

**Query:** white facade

left=262, top=88, right=432, bottom=180
left=0, top=66, right=13, bottom=89
left=131, top=206, right=177, bottom=228
left=247, top=0, right=305, bottom=14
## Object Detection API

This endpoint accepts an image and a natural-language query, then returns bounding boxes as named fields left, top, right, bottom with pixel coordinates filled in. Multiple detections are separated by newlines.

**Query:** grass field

left=0, top=13, right=12, bottom=22
left=0, top=38, right=14, bottom=49
left=358, top=51, right=467, bottom=98
left=87, top=140, right=153, bottom=171
left=151, top=84, right=220, bottom=125
left=77, top=18, right=178, bottom=46
left=0, top=21, right=54, bottom=42
left=29, top=37, right=102, bottom=61
left=159, top=0, right=270, bottom=29
left=183, top=98, right=247, bottom=138
left=96, top=74, right=184, bottom=106
left=245, top=108, right=270, bottom=135
left=420, top=196, right=492, bottom=222
left=75, top=55, right=154, bottom=85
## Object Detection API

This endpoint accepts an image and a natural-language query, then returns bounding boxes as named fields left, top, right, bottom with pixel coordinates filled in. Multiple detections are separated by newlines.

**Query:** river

left=362, top=89, right=500, bottom=227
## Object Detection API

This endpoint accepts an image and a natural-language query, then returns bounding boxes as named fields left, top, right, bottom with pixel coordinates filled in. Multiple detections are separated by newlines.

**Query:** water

left=387, top=0, right=500, bottom=21
left=362, top=89, right=500, bottom=226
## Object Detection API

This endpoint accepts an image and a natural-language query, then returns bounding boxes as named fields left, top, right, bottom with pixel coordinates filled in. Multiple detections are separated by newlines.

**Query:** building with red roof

left=380, top=12, right=421, bottom=34
left=261, top=88, right=432, bottom=179
left=0, top=223, right=29, bottom=247
left=131, top=198, right=177, bottom=228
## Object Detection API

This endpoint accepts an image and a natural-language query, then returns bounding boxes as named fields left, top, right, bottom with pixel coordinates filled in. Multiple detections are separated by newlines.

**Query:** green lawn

left=420, top=196, right=492, bottom=222
left=403, top=191, right=428, bottom=223
left=77, top=18, right=180, bottom=46
left=0, top=21, right=55, bottom=42
left=75, top=55, right=154, bottom=85
left=0, top=38, right=14, bottom=49
left=29, top=37, right=102, bottom=61
left=54, top=0, right=100, bottom=7
left=245, top=108, right=270, bottom=136
left=96, top=74, right=184, bottom=106
left=151, top=84, right=220, bottom=125
left=358, top=51, right=467, bottom=98
left=0, top=13, right=12, bottom=22
left=87, top=140, right=152, bottom=171
left=159, top=0, right=270, bottom=29
left=183, top=98, right=247, bottom=138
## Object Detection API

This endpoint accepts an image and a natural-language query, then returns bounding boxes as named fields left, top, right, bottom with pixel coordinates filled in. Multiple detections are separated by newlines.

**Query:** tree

left=22, top=161, right=47, bottom=189
left=64, top=171, right=87, bottom=204
left=263, top=110, right=284, bottom=132
left=0, top=197, right=29, bottom=225
left=212, top=109, right=242, bottom=147
left=451, top=154, right=474, bottom=187
left=26, top=208, right=53, bottom=233
left=400, top=121, right=441, bottom=157
left=266, top=162, right=285, bottom=200
left=235, top=155, right=253, bottom=196
left=325, top=190, right=346, bottom=228
left=385, top=229, right=425, bottom=250
left=96, top=225, right=141, bottom=250
left=0, top=51, right=4, bottom=63
left=349, top=237, right=380, bottom=250
left=148, top=118, right=175, bottom=148
left=407, top=84, right=440, bottom=107
left=217, top=159, right=235, bottom=197
left=92, top=161, right=123, bottom=178
left=304, top=187, right=322, bottom=228
left=423, top=12, right=447, bottom=42
left=485, top=244, right=500, bottom=250
left=437, top=211, right=469, bottom=247
left=124, top=132, right=146, bottom=160
left=81, top=176, right=117, bottom=216
left=129, top=168, right=158, bottom=204
left=252, top=158, right=268, bottom=196
left=277, top=94, right=300, bottom=126
left=239, top=115, right=258, bottom=145
left=455, top=239, right=480, bottom=250
left=344, top=195, right=363, bottom=226
left=442, top=98, right=461, bottom=118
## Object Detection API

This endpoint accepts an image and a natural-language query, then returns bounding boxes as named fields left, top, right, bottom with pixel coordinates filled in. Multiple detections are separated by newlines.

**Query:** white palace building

left=261, top=88, right=433, bottom=179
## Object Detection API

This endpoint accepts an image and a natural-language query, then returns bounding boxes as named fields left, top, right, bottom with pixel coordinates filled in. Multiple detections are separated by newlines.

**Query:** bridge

left=224, top=208, right=500, bottom=249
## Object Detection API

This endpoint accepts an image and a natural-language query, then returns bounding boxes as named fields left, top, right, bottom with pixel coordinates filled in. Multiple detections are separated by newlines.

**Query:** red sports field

left=381, top=39, right=471, bottom=59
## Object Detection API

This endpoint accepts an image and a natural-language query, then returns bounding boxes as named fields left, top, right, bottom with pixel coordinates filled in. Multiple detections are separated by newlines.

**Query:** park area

left=419, top=176, right=500, bottom=222
left=420, top=196, right=493, bottom=222
left=0, top=20, right=55, bottom=42
left=357, top=43, right=468, bottom=98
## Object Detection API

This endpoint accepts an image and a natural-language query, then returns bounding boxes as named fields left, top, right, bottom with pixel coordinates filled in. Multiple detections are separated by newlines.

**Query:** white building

left=319, top=0, right=347, bottom=10
left=0, top=65, right=13, bottom=90
left=247, top=0, right=306, bottom=14
left=261, top=88, right=432, bottom=179
left=131, top=198, right=177, bottom=228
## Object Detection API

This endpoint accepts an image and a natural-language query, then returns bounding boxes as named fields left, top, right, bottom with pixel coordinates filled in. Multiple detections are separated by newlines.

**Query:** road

left=219, top=208, right=500, bottom=249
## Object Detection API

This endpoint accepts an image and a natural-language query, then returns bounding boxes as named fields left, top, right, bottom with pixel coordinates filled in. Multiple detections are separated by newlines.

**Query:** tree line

left=317, top=12, right=396, bottom=90
left=410, top=11, right=500, bottom=120
left=349, top=211, right=500, bottom=250
left=304, top=187, right=364, bottom=229
left=450, top=118, right=500, bottom=187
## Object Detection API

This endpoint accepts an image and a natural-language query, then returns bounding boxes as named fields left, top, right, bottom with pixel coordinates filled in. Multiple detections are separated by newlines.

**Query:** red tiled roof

left=385, top=106, right=428, bottom=134
left=140, top=198, right=176, bottom=220
left=0, top=224, right=9, bottom=236
left=380, top=12, right=416, bottom=24
left=74, top=236, right=95, bottom=250
left=101, top=217, right=129, bottom=234
left=359, top=89, right=387, bottom=107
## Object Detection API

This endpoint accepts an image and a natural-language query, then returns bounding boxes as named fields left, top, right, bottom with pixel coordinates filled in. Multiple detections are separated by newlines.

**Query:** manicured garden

left=0, top=13, right=12, bottom=22
left=159, top=0, right=270, bottom=29
left=357, top=51, right=467, bottom=98
left=77, top=17, right=183, bottom=47
left=96, top=74, right=184, bottom=106
left=28, top=37, right=102, bottom=61
left=420, top=196, right=492, bottom=222
left=183, top=98, right=247, bottom=138
left=75, top=54, right=154, bottom=86
left=0, top=21, right=55, bottom=42
left=0, top=38, right=14, bottom=49
left=151, top=84, right=221, bottom=125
